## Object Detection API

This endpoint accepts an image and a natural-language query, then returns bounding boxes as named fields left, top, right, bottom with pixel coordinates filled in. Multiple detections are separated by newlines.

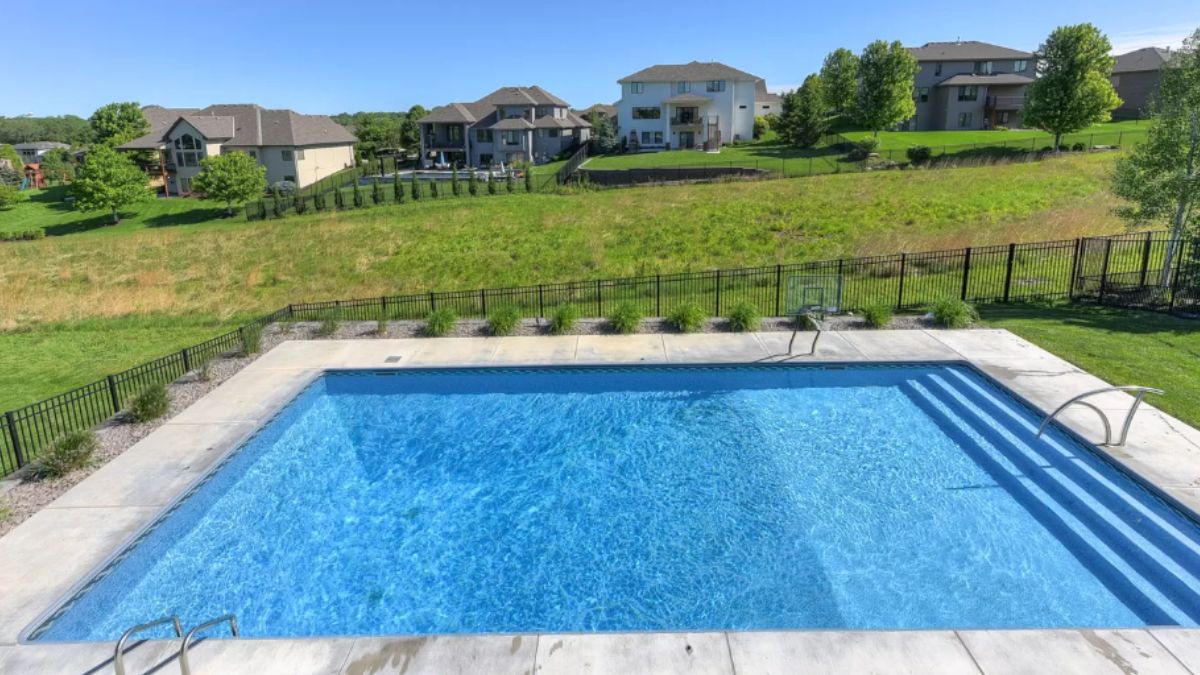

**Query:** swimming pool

left=29, top=363, right=1200, bottom=641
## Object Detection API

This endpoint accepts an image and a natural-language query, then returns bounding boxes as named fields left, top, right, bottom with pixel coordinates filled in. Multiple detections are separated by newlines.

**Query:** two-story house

left=755, top=80, right=782, bottom=117
left=417, top=86, right=591, bottom=169
left=14, top=141, right=71, bottom=164
left=907, top=41, right=1036, bottom=131
left=1111, top=47, right=1173, bottom=120
left=616, top=61, right=760, bottom=151
left=118, top=104, right=357, bottom=194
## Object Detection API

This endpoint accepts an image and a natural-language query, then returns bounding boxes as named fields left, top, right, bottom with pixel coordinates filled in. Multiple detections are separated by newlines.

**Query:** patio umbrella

left=438, top=152, right=445, bottom=165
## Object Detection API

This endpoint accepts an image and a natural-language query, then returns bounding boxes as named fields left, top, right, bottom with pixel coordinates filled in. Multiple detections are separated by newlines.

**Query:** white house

left=615, top=61, right=761, bottom=151
left=14, top=141, right=70, bottom=164
left=118, top=104, right=357, bottom=194
left=754, top=80, right=782, bottom=117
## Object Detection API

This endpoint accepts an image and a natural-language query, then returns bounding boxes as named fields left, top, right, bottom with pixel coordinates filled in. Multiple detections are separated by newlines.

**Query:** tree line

left=331, top=108, right=428, bottom=159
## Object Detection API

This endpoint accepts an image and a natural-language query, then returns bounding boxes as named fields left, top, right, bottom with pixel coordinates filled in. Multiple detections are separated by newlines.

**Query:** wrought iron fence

left=1, top=231, right=1193, bottom=478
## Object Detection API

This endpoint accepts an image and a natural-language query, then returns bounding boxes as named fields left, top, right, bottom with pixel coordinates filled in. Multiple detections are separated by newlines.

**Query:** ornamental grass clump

left=931, top=298, right=978, bottom=328
left=38, top=430, right=99, bottom=478
left=425, top=307, right=457, bottom=337
left=129, top=383, right=170, bottom=423
left=315, top=316, right=339, bottom=337
left=607, top=302, right=643, bottom=334
left=666, top=302, right=707, bottom=333
left=548, top=304, right=579, bottom=335
left=862, top=303, right=894, bottom=328
left=726, top=301, right=761, bottom=332
left=487, top=306, right=522, bottom=336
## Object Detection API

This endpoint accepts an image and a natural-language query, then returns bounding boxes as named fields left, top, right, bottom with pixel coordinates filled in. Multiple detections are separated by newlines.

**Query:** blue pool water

left=31, top=364, right=1200, bottom=641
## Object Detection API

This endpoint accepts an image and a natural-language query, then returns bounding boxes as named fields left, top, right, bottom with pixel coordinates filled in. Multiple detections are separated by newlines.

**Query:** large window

left=630, top=82, right=644, bottom=94
left=916, top=87, right=930, bottom=103
left=632, top=107, right=661, bottom=120
left=973, top=61, right=993, bottom=75
left=958, top=112, right=973, bottom=128
left=447, top=125, right=462, bottom=141
left=1014, top=59, right=1028, bottom=72
left=639, top=131, right=664, bottom=145
left=173, top=133, right=203, bottom=167
left=957, top=86, right=978, bottom=102
left=281, top=149, right=294, bottom=161
left=676, top=81, right=691, bottom=94
left=502, top=130, right=521, bottom=145
left=476, top=129, right=493, bottom=143
left=705, top=80, right=725, bottom=92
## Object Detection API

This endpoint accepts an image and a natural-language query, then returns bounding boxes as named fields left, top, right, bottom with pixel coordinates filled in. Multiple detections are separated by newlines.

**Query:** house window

left=958, top=112, right=973, bottom=128
left=502, top=130, right=521, bottom=145
left=476, top=129, right=493, bottom=143
left=738, top=104, right=747, bottom=109
left=639, top=131, right=664, bottom=145
left=676, top=81, right=690, bottom=94
left=479, top=153, right=492, bottom=165
left=1014, top=59, right=1028, bottom=72
left=295, top=149, right=305, bottom=160
left=997, top=111, right=1010, bottom=125
left=973, top=61, right=993, bottom=75
left=248, top=150, right=257, bottom=159
left=762, top=105, right=770, bottom=110
left=935, top=62, right=942, bottom=76
left=957, top=86, right=978, bottom=102
left=916, top=87, right=929, bottom=102
left=706, top=80, right=726, bottom=92
left=447, top=125, right=462, bottom=141
left=548, top=129, right=559, bottom=137
left=630, top=82, right=644, bottom=94
left=632, top=107, right=661, bottom=119
left=175, top=133, right=202, bottom=150
left=281, top=149, right=294, bottom=161
left=284, top=175, right=296, bottom=183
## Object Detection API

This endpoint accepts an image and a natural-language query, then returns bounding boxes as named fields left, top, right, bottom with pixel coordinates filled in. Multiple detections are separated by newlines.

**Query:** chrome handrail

left=1036, top=386, right=1164, bottom=447
left=179, top=614, right=239, bottom=675
left=113, top=615, right=182, bottom=675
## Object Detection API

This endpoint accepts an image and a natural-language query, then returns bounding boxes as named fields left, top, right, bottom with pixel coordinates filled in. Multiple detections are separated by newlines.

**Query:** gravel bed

left=0, top=313, right=946, bottom=535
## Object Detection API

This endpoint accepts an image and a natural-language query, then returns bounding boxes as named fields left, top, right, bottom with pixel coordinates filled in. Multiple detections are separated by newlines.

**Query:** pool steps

left=903, top=372, right=1200, bottom=626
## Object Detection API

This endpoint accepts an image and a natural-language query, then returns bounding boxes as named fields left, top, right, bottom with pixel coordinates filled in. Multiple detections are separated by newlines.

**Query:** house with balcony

left=118, top=104, right=356, bottom=194
left=616, top=61, right=760, bottom=152
left=906, top=41, right=1036, bottom=131
left=417, top=86, right=591, bottom=169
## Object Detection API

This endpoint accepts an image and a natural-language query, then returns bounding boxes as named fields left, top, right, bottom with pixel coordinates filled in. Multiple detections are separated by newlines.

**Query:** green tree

left=89, top=102, right=151, bottom=147
left=39, top=148, right=75, bottom=184
left=820, top=48, right=860, bottom=117
left=524, top=165, right=533, bottom=192
left=1023, top=24, right=1122, bottom=151
left=487, top=171, right=497, bottom=195
left=468, top=169, right=478, bottom=196
left=780, top=75, right=831, bottom=147
left=1113, top=28, right=1200, bottom=282
left=394, top=171, right=405, bottom=203
left=400, top=105, right=429, bottom=150
left=191, top=152, right=267, bottom=216
left=451, top=167, right=461, bottom=196
left=0, top=143, right=24, bottom=171
left=506, top=167, right=515, bottom=193
left=586, top=111, right=619, bottom=153
left=411, top=170, right=421, bottom=200
left=856, top=41, right=919, bottom=135
left=70, top=146, right=151, bottom=224
left=0, top=183, right=25, bottom=209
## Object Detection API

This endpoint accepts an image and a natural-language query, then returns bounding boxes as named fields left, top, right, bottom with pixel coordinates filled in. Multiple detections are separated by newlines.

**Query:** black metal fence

left=1, top=230, right=1194, bottom=479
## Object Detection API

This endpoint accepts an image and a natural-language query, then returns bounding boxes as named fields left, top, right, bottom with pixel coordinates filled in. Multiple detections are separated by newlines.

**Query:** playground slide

left=19, top=177, right=30, bottom=191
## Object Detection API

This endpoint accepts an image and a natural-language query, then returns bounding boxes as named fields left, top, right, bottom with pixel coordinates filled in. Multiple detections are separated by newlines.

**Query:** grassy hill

left=0, top=152, right=1130, bottom=410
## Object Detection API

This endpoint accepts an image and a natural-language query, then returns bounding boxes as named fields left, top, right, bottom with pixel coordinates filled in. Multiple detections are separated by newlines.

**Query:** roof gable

left=619, top=61, right=761, bottom=83
left=907, top=41, right=1032, bottom=61
left=1113, top=47, right=1171, bottom=74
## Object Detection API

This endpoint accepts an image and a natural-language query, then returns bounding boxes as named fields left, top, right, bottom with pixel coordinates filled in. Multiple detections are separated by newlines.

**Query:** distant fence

left=580, top=166, right=769, bottom=187
left=1, top=230, right=1194, bottom=478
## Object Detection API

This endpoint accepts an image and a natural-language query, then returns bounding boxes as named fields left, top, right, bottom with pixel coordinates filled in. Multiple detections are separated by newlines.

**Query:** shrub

left=372, top=177, right=384, bottom=204
left=425, top=307, right=457, bottom=337
left=506, top=168, right=515, bottom=193
left=352, top=181, right=364, bottom=208
left=0, top=183, right=27, bottom=209
left=848, top=137, right=880, bottom=161
left=726, top=301, right=761, bottom=332
left=0, top=499, right=10, bottom=523
left=129, top=383, right=170, bottom=423
left=905, top=145, right=933, bottom=165
left=241, top=325, right=262, bottom=354
left=524, top=167, right=533, bottom=192
left=0, top=228, right=45, bottom=241
left=607, top=301, right=643, bottom=334
left=430, top=179, right=439, bottom=198
left=394, top=173, right=405, bottom=203
left=294, top=195, right=308, bottom=215
left=666, top=302, right=707, bottom=333
left=862, top=303, right=893, bottom=328
left=333, top=186, right=345, bottom=209
left=38, top=430, right=99, bottom=478
left=931, top=298, right=978, bottom=328
left=411, top=171, right=420, bottom=201
left=1071, top=142, right=1086, bottom=152
left=548, top=304, right=579, bottom=335
left=487, top=172, right=498, bottom=195
left=468, top=170, right=478, bottom=196
left=451, top=168, right=461, bottom=196
left=487, top=306, right=522, bottom=336
left=271, top=190, right=286, bottom=218
left=315, top=316, right=339, bottom=337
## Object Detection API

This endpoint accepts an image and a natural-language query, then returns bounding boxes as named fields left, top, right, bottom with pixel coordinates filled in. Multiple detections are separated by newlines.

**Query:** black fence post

left=287, top=303, right=295, bottom=318
left=1099, top=238, right=1114, bottom=305
left=655, top=275, right=662, bottom=317
left=479, top=289, right=487, bottom=317
left=774, top=265, right=783, bottom=316
left=5, top=412, right=24, bottom=468
left=1002, top=243, right=1016, bottom=303
left=428, top=292, right=437, bottom=313
left=381, top=296, right=389, bottom=318
left=960, top=247, right=972, bottom=300
left=1139, top=231, right=1153, bottom=287
left=181, top=348, right=191, bottom=373
left=537, top=284, right=545, bottom=319
left=106, top=375, right=121, bottom=414
left=595, top=280, right=602, bottom=317
left=1068, top=238, right=1083, bottom=300
left=714, top=270, right=722, bottom=315
left=897, top=254, right=907, bottom=309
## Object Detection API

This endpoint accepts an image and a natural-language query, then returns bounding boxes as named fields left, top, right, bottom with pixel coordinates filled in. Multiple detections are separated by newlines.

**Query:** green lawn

left=0, top=153, right=1133, bottom=411
left=842, top=120, right=1147, bottom=151
left=0, top=186, right=235, bottom=237
left=583, top=140, right=837, bottom=174
left=980, top=304, right=1200, bottom=430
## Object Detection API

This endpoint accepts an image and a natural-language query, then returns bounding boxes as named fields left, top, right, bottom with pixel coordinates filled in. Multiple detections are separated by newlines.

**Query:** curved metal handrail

left=1036, top=386, right=1164, bottom=447
left=179, top=614, right=239, bottom=675
left=113, top=615, right=182, bottom=675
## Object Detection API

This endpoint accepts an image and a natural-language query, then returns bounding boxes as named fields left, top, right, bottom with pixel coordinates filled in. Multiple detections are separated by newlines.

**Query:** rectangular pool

left=29, top=364, right=1200, bottom=641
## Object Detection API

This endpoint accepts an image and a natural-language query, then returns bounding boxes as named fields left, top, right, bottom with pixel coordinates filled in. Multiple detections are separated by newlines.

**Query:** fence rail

left=1, top=230, right=1194, bottom=478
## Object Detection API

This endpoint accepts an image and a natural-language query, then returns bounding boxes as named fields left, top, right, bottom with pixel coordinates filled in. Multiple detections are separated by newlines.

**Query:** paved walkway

left=2, top=330, right=1199, bottom=674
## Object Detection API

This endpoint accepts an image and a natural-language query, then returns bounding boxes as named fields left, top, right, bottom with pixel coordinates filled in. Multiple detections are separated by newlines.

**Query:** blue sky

left=2, top=1, right=1197, bottom=117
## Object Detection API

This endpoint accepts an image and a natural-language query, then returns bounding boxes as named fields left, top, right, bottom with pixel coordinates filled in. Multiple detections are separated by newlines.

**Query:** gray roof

left=13, top=141, right=70, bottom=150
left=938, top=73, right=1035, bottom=87
left=418, top=102, right=481, bottom=124
left=576, top=103, right=617, bottom=118
left=117, top=103, right=356, bottom=151
left=476, top=86, right=569, bottom=107
left=619, top=61, right=760, bottom=83
left=142, top=105, right=198, bottom=134
left=754, top=79, right=782, bottom=103
left=419, top=85, right=584, bottom=128
left=1113, top=47, right=1172, bottom=74
left=908, top=41, right=1032, bottom=61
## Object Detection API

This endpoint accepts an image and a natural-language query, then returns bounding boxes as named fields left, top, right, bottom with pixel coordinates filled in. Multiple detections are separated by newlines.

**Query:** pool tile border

left=3, top=329, right=1200, bottom=674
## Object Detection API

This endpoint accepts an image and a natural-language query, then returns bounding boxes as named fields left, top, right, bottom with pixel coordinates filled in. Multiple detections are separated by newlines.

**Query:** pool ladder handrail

left=1036, top=386, right=1164, bottom=447
left=113, top=615, right=182, bottom=675
left=179, top=614, right=239, bottom=675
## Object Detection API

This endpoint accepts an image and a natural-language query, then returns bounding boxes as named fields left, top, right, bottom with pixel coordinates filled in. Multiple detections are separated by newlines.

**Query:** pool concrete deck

left=3, top=329, right=1200, bottom=674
